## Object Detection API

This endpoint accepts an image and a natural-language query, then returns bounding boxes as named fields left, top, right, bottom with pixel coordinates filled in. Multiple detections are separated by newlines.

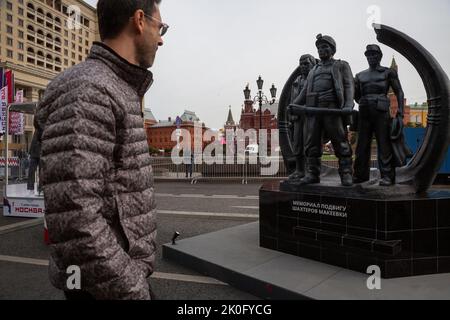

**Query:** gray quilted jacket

left=36, top=42, right=157, bottom=300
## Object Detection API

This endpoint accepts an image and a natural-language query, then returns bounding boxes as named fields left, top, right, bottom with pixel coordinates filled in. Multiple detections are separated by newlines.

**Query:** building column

left=30, top=87, right=40, bottom=102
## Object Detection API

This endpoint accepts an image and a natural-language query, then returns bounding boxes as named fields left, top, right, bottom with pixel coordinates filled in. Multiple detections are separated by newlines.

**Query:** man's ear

left=131, top=9, right=146, bottom=35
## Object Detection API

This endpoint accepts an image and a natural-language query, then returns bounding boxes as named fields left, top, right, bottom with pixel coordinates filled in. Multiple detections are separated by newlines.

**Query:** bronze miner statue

left=291, top=34, right=355, bottom=187
left=287, top=54, right=317, bottom=182
left=353, top=44, right=407, bottom=186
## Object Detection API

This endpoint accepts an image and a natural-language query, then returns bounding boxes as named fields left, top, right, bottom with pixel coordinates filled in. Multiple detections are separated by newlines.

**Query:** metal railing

left=150, top=156, right=378, bottom=184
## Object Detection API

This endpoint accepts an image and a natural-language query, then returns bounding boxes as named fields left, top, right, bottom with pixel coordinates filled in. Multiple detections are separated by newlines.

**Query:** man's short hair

left=97, top=0, right=162, bottom=41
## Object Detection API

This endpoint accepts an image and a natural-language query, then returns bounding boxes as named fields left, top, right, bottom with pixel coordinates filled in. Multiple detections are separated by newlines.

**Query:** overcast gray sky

left=85, top=0, right=450, bottom=129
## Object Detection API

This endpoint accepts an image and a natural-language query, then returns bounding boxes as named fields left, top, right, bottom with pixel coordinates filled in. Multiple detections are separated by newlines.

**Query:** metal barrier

left=0, top=157, right=28, bottom=182
left=150, top=156, right=378, bottom=184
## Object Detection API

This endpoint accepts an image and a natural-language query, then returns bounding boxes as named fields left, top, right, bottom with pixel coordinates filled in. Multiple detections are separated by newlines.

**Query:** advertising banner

left=3, top=197, right=45, bottom=218
left=10, top=90, right=24, bottom=135
left=0, top=86, right=8, bottom=134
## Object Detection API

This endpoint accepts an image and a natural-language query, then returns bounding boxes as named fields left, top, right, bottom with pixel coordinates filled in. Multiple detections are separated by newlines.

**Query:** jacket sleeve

left=341, top=61, right=355, bottom=109
left=37, top=84, right=151, bottom=300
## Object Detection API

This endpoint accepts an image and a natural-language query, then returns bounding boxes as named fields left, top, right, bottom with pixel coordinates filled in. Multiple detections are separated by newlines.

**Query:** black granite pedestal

left=260, top=181, right=450, bottom=278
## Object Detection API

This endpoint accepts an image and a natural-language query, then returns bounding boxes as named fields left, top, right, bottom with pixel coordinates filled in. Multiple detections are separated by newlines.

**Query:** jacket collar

left=88, top=42, right=154, bottom=97
left=318, top=58, right=335, bottom=66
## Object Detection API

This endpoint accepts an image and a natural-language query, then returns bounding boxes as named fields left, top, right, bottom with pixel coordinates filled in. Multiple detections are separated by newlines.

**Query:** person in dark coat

left=27, top=129, right=41, bottom=191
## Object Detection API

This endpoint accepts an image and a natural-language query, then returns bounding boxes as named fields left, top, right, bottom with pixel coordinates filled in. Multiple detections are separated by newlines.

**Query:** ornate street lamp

left=243, top=76, right=277, bottom=131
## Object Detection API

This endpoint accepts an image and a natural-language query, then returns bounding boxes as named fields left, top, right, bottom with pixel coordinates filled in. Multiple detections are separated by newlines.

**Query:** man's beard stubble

left=136, top=41, right=155, bottom=69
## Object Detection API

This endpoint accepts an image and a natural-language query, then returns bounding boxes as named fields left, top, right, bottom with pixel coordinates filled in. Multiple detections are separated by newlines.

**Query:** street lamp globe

left=270, top=84, right=277, bottom=102
left=257, top=76, right=264, bottom=91
left=243, top=84, right=251, bottom=101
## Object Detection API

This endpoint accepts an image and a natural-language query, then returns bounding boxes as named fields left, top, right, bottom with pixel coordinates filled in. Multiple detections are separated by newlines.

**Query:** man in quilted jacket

left=35, top=0, right=166, bottom=300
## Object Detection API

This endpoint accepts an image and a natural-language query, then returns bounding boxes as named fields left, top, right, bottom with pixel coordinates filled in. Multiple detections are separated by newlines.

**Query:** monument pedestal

left=260, top=181, right=450, bottom=278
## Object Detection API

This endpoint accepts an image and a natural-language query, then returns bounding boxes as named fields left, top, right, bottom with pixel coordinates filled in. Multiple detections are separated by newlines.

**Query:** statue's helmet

left=365, top=44, right=383, bottom=57
left=299, top=54, right=317, bottom=65
left=315, top=34, right=336, bottom=54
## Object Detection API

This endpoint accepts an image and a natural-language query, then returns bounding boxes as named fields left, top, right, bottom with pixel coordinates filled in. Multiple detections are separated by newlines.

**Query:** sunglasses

left=144, top=14, right=169, bottom=37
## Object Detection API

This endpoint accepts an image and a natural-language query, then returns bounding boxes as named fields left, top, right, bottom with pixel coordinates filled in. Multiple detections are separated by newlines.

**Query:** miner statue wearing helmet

left=353, top=44, right=405, bottom=186
left=292, top=34, right=355, bottom=187
left=287, top=54, right=317, bottom=182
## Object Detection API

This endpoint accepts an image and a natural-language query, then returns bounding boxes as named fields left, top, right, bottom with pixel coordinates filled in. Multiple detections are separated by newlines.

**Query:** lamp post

left=243, top=76, right=277, bottom=132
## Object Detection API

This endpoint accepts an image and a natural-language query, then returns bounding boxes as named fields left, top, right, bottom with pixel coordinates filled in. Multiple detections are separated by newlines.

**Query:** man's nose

left=158, top=36, right=164, bottom=47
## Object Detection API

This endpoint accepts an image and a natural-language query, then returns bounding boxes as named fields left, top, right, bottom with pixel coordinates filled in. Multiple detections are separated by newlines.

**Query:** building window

left=72, top=34, right=75, bottom=41
left=19, top=53, right=24, bottom=61
left=64, top=40, right=68, bottom=46
left=7, top=2, right=13, bottom=11
left=64, top=30, right=68, bottom=37
left=7, top=26, right=13, bottom=34
left=18, top=42, right=24, bottom=50
left=71, top=52, right=75, bottom=59
left=7, top=38, right=13, bottom=46
left=64, top=59, right=68, bottom=65
left=7, top=50, right=13, bottom=58
left=18, top=19, right=24, bottom=27
left=64, top=49, right=68, bottom=56
left=18, top=7, right=24, bottom=16
left=7, top=14, right=13, bottom=22
left=19, top=31, right=24, bottom=39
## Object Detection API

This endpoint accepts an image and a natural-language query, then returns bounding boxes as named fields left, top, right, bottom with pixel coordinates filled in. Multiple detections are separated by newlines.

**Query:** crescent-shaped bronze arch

left=374, top=24, right=450, bottom=193
left=277, top=65, right=303, bottom=175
